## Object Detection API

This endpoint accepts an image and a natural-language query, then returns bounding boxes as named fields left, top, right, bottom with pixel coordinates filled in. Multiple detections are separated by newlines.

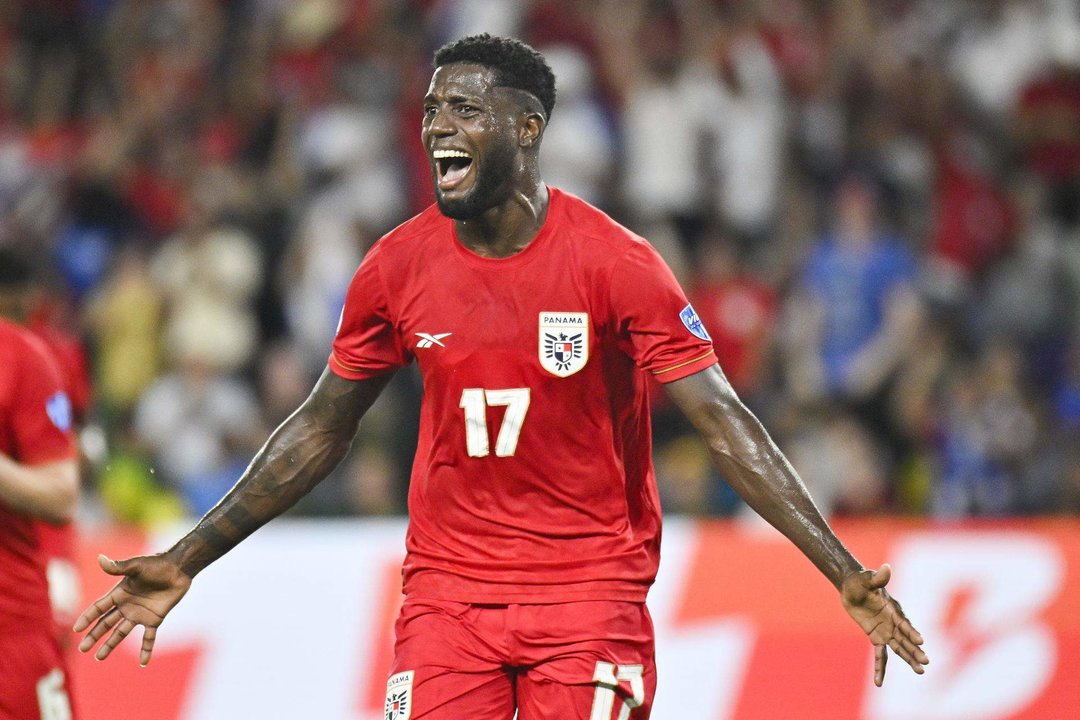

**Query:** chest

left=391, top=255, right=605, bottom=383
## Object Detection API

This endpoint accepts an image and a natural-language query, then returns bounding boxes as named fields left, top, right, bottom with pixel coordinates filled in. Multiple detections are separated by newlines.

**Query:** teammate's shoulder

left=552, top=187, right=649, bottom=251
left=0, top=317, right=35, bottom=351
left=0, top=318, right=57, bottom=374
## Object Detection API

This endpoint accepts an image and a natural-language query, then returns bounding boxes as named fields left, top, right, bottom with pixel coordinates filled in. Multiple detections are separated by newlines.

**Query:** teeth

left=433, top=149, right=471, bottom=159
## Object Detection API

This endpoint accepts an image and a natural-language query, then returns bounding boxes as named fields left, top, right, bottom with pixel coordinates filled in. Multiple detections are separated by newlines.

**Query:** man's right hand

left=73, top=553, right=192, bottom=666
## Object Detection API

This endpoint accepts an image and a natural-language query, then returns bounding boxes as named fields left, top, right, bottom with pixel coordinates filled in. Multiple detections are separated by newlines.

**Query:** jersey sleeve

left=609, top=241, right=717, bottom=383
left=329, top=243, right=411, bottom=380
left=10, top=336, right=76, bottom=465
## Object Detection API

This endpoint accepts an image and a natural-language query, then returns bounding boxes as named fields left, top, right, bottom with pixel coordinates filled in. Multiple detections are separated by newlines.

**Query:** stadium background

left=2, top=0, right=1079, bottom=718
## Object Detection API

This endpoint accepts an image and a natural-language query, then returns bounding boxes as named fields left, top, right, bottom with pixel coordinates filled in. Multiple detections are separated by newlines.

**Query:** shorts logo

left=539, top=312, right=589, bottom=377
left=385, top=671, right=413, bottom=720
left=679, top=304, right=711, bottom=341
left=45, top=392, right=73, bottom=432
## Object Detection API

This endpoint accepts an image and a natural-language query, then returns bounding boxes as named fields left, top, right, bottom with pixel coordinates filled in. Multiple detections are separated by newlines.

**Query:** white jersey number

left=459, top=388, right=531, bottom=457
left=590, top=662, right=645, bottom=720
left=36, top=668, right=72, bottom=720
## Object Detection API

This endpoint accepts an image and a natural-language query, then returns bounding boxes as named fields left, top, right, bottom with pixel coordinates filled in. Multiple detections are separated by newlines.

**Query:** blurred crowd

left=1, top=0, right=1079, bottom=525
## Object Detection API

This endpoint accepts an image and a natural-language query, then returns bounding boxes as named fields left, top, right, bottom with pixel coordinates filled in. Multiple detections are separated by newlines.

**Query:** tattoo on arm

left=167, top=369, right=393, bottom=577
left=665, top=364, right=863, bottom=589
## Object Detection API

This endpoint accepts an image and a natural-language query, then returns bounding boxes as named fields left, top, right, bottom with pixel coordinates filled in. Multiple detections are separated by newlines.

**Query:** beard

left=435, top=141, right=517, bottom=220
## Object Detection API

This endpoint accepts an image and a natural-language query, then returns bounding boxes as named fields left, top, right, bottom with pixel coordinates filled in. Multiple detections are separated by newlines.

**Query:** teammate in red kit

left=74, top=35, right=928, bottom=718
left=0, top=317, right=79, bottom=720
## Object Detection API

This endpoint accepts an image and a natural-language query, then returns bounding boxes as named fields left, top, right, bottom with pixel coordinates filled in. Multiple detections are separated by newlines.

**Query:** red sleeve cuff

left=328, top=353, right=396, bottom=381
left=650, top=352, right=718, bottom=384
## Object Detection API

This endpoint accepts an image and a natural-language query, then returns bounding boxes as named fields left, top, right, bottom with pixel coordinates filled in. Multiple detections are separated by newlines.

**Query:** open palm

left=73, top=554, right=192, bottom=666
left=842, top=564, right=930, bottom=686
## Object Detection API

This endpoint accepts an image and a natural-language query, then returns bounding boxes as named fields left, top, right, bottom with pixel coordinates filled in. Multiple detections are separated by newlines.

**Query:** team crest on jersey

left=539, top=312, right=589, bottom=377
left=679, top=303, right=711, bottom=341
left=385, top=671, right=413, bottom=720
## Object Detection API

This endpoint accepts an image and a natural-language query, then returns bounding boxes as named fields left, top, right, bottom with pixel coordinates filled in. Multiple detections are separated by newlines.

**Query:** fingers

left=874, top=644, right=887, bottom=687
left=78, top=607, right=121, bottom=653
left=887, top=638, right=926, bottom=675
left=73, top=590, right=117, bottom=632
left=97, top=617, right=137, bottom=661
left=870, top=563, right=892, bottom=589
left=898, top=618, right=926, bottom=647
left=140, top=626, right=157, bottom=667
left=99, top=554, right=134, bottom=576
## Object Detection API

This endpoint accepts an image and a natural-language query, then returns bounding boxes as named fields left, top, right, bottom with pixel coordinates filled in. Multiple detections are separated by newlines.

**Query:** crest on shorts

left=539, top=312, right=589, bottom=377
left=385, top=671, right=413, bottom=720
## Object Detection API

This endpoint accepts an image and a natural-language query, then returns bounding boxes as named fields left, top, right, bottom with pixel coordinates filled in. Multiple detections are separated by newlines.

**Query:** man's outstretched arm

left=664, top=363, right=928, bottom=686
left=74, top=368, right=393, bottom=665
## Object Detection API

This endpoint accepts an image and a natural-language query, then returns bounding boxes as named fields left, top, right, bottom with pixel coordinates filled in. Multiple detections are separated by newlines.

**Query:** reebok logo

left=416, top=332, right=451, bottom=348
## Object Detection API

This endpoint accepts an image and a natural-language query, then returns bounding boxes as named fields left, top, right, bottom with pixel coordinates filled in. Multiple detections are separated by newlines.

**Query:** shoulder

left=367, top=204, right=450, bottom=262
left=0, top=319, right=62, bottom=402
left=550, top=187, right=653, bottom=258
left=0, top=319, right=51, bottom=368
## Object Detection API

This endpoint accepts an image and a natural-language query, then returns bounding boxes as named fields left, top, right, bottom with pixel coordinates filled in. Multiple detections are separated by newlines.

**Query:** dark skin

left=75, top=62, right=928, bottom=686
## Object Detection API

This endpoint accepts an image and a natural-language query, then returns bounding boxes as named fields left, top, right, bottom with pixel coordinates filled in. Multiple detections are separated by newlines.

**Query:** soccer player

left=0, top=249, right=93, bottom=657
left=0, top=316, right=79, bottom=720
left=74, top=35, right=928, bottom=718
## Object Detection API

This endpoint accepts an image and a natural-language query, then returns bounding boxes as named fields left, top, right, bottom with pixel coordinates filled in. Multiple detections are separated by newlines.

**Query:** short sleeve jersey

left=0, top=318, right=76, bottom=632
left=331, top=188, right=717, bottom=602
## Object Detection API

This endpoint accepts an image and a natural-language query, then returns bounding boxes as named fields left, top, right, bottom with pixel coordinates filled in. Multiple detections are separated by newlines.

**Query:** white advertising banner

left=67, top=519, right=1080, bottom=719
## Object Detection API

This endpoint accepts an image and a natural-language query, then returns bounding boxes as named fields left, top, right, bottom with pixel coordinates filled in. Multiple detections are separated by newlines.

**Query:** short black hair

left=0, top=247, right=32, bottom=288
left=434, top=33, right=556, bottom=120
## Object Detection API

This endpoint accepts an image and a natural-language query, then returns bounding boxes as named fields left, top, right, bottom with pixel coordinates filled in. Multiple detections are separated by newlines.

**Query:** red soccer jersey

left=331, top=188, right=716, bottom=603
left=0, top=318, right=77, bottom=633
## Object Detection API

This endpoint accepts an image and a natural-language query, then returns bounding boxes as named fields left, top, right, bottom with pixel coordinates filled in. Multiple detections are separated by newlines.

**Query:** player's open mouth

left=433, top=149, right=473, bottom=191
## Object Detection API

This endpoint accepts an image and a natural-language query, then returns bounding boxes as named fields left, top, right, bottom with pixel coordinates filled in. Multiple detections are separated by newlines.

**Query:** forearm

left=709, top=399, right=861, bottom=587
left=0, top=454, right=78, bottom=524
left=164, top=410, right=352, bottom=577
left=667, top=366, right=863, bottom=589
left=163, top=369, right=389, bottom=578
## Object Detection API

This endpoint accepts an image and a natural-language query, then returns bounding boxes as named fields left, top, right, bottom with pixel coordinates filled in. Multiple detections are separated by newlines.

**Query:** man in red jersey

left=0, top=250, right=92, bottom=659
left=0, top=316, right=79, bottom=720
left=74, top=35, right=928, bottom=718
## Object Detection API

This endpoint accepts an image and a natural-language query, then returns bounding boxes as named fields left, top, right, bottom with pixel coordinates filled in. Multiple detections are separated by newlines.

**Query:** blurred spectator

left=783, top=411, right=889, bottom=517
left=133, top=351, right=265, bottom=515
left=688, top=235, right=777, bottom=395
left=931, top=344, right=1039, bottom=517
left=84, top=248, right=163, bottom=413
left=537, top=44, right=616, bottom=206
left=784, top=175, right=921, bottom=409
left=153, top=216, right=263, bottom=373
left=699, top=8, right=787, bottom=245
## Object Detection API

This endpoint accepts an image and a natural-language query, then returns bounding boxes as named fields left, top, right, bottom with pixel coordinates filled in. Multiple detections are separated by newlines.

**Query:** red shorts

left=387, top=598, right=656, bottom=720
left=0, top=627, right=74, bottom=720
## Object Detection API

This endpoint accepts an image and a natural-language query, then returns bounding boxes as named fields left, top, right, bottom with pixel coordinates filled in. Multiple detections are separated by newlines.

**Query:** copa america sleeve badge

left=679, top=304, right=711, bottom=341
left=539, top=312, right=589, bottom=377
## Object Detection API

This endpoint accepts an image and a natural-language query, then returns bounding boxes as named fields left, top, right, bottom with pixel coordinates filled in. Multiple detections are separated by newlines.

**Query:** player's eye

left=457, top=105, right=478, bottom=115
left=424, top=105, right=437, bottom=117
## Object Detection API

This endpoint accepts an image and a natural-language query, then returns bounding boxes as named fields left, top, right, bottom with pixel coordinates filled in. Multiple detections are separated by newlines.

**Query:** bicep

left=301, top=367, right=395, bottom=436
left=662, top=363, right=738, bottom=435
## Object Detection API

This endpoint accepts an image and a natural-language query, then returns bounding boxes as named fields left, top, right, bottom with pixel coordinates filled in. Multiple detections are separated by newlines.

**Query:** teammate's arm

left=664, top=363, right=929, bottom=686
left=0, top=455, right=78, bottom=524
left=74, top=368, right=393, bottom=665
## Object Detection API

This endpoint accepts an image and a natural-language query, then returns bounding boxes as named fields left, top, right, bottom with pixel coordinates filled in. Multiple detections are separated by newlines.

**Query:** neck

left=455, top=181, right=549, bottom=259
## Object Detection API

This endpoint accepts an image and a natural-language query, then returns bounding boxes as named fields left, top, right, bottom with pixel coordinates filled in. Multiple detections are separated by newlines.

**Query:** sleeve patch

left=46, top=391, right=73, bottom=432
left=679, top=304, right=711, bottom=341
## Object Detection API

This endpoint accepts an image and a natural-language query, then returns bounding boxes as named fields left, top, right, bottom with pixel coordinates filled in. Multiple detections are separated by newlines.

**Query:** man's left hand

left=841, top=563, right=929, bottom=686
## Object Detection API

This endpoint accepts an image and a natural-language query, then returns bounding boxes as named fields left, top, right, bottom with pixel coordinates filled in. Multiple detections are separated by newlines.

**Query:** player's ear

left=519, top=111, right=545, bottom=148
